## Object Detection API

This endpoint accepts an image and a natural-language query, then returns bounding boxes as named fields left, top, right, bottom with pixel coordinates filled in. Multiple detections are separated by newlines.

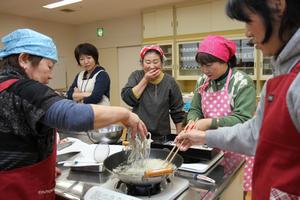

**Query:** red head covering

left=197, top=35, right=236, bottom=62
left=139, top=45, right=164, bottom=59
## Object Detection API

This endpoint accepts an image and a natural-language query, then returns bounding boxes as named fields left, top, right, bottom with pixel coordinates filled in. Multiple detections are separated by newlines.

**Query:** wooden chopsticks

left=144, top=119, right=199, bottom=177
left=164, top=140, right=183, bottom=165
left=164, top=118, right=199, bottom=165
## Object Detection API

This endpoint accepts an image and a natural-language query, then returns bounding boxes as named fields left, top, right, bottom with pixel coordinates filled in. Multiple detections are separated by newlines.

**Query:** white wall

left=0, top=13, right=143, bottom=105
left=73, top=14, right=143, bottom=105
left=0, top=13, right=77, bottom=89
left=118, top=46, right=141, bottom=107
left=99, top=47, right=119, bottom=106
left=0, top=0, right=242, bottom=103
left=74, top=14, right=142, bottom=48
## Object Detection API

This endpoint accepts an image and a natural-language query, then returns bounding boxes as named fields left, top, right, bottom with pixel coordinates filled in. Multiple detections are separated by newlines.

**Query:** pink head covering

left=197, top=35, right=236, bottom=62
left=139, top=45, right=164, bottom=59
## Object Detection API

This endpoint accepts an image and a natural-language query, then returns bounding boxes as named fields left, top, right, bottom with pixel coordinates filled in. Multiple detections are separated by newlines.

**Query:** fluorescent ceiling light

left=43, top=0, right=82, bottom=9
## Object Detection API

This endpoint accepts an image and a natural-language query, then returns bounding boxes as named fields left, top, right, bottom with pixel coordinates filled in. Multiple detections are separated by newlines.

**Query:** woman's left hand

left=184, top=120, right=197, bottom=131
left=195, top=119, right=212, bottom=131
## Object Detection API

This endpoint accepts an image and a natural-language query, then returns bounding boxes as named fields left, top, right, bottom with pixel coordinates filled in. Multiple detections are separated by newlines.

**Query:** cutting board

left=179, top=151, right=224, bottom=174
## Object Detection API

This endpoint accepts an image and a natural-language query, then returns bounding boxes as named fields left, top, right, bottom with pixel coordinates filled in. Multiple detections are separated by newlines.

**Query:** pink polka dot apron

left=199, top=68, right=253, bottom=192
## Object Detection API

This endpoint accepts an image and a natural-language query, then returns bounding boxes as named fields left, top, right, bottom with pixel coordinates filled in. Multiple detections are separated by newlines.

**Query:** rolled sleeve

left=121, top=71, right=142, bottom=107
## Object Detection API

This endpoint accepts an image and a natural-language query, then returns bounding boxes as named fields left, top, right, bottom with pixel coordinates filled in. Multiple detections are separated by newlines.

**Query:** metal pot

left=103, top=148, right=183, bottom=186
left=87, top=124, right=124, bottom=144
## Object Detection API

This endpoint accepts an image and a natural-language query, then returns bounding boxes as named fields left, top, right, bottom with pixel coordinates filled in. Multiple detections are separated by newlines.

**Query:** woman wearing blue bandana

left=0, top=28, right=147, bottom=200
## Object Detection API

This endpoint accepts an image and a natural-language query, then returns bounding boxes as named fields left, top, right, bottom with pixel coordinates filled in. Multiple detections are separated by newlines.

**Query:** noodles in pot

left=127, top=132, right=152, bottom=163
left=114, top=158, right=172, bottom=178
left=114, top=132, right=173, bottom=179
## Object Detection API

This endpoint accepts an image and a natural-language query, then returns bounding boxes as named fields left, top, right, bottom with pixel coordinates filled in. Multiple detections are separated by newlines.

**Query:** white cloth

left=77, top=70, right=110, bottom=106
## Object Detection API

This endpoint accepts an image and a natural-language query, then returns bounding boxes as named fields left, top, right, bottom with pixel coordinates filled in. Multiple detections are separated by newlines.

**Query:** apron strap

left=224, top=68, right=232, bottom=91
left=290, top=61, right=300, bottom=74
left=0, top=79, right=19, bottom=92
left=198, top=79, right=210, bottom=93
left=198, top=68, right=232, bottom=93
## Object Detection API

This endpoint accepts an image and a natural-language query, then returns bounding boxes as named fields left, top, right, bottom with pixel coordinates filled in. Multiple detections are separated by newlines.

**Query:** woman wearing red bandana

left=121, top=45, right=185, bottom=142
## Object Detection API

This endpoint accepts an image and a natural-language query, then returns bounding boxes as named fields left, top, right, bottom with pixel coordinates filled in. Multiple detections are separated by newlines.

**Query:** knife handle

left=196, top=174, right=216, bottom=184
left=122, top=141, right=129, bottom=146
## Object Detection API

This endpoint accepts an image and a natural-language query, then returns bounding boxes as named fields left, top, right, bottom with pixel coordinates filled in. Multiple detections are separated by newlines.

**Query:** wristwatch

left=216, top=118, right=220, bottom=128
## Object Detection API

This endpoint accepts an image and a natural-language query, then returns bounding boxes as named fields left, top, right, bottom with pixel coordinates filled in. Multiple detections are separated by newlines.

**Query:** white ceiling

left=0, top=0, right=191, bottom=25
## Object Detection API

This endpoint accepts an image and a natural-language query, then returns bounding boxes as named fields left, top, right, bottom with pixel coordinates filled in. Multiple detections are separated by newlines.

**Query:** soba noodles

left=114, top=158, right=172, bottom=178
left=127, top=133, right=152, bottom=163
left=114, top=133, right=173, bottom=178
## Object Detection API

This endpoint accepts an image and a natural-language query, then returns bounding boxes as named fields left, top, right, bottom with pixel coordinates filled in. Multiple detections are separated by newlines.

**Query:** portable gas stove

left=100, top=176, right=189, bottom=200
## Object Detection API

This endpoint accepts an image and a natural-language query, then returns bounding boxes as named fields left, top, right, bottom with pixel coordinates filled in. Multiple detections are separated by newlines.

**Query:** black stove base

left=115, top=177, right=171, bottom=197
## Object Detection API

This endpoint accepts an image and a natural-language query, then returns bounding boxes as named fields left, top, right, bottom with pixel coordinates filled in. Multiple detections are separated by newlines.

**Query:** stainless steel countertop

left=55, top=150, right=245, bottom=200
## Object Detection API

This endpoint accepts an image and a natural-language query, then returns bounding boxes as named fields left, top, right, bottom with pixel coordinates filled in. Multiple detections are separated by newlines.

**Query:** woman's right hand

left=122, top=112, right=147, bottom=140
left=175, top=129, right=206, bottom=151
left=144, top=69, right=161, bottom=81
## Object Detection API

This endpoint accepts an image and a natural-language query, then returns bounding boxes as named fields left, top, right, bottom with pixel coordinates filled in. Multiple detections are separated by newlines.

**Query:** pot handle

left=122, top=141, right=130, bottom=146
left=144, top=167, right=174, bottom=177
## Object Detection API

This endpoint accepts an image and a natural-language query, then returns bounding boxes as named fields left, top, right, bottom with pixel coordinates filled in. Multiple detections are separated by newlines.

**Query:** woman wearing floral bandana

left=121, top=45, right=185, bottom=142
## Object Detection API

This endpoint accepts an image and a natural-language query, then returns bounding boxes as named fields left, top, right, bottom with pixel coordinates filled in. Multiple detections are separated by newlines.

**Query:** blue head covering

left=0, top=28, right=58, bottom=62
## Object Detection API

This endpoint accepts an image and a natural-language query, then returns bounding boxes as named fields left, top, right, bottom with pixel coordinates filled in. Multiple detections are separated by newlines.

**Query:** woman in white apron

left=185, top=36, right=256, bottom=198
left=67, top=43, right=110, bottom=106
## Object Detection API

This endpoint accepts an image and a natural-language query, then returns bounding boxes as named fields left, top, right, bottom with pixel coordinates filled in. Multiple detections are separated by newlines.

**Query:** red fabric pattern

left=139, top=45, right=164, bottom=59
left=252, top=62, right=300, bottom=199
left=0, top=79, right=57, bottom=200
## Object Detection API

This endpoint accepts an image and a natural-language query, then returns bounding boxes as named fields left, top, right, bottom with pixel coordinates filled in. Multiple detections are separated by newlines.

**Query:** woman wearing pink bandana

left=185, top=35, right=256, bottom=197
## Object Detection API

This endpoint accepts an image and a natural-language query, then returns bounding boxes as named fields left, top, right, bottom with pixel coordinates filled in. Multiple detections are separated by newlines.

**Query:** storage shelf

left=143, top=36, right=269, bottom=97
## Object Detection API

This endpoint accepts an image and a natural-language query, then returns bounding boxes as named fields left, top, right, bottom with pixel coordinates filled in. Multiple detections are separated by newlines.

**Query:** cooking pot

left=103, top=148, right=183, bottom=186
left=87, top=124, right=123, bottom=144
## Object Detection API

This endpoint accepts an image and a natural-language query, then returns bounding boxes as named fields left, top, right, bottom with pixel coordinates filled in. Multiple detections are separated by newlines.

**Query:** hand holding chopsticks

left=164, top=118, right=199, bottom=165
left=175, top=118, right=205, bottom=151
left=175, top=119, right=208, bottom=151
left=163, top=140, right=182, bottom=165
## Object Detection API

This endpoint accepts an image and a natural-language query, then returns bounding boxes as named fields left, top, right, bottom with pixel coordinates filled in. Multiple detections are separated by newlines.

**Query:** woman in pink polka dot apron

left=189, top=36, right=255, bottom=195
left=199, top=67, right=254, bottom=193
